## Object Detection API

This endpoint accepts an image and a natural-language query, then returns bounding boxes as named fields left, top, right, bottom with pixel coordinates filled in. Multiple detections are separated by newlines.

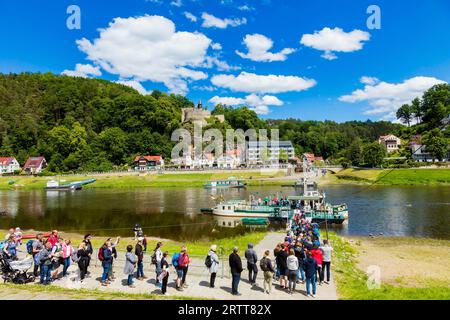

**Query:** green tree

left=96, top=127, right=128, bottom=165
left=361, top=142, right=386, bottom=168
left=411, top=97, right=423, bottom=124
left=423, top=129, right=449, bottom=161
left=396, top=104, right=413, bottom=127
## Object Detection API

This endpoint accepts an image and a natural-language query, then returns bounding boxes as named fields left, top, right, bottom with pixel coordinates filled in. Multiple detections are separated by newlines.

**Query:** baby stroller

left=0, top=255, right=35, bottom=284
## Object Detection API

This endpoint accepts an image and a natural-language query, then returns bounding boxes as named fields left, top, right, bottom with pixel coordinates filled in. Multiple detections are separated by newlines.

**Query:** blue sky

left=1, top=0, right=449, bottom=122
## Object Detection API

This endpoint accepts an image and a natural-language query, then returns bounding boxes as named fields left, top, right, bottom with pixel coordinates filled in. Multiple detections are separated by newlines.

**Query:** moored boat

left=44, top=178, right=96, bottom=191
left=203, top=177, right=246, bottom=189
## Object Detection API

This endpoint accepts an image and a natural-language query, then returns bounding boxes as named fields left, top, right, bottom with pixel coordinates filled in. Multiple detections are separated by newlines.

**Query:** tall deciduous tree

left=396, top=104, right=413, bottom=127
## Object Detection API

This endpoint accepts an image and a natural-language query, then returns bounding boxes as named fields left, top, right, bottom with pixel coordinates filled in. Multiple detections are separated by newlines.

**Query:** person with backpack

left=100, top=240, right=113, bottom=286
left=179, top=246, right=190, bottom=288
left=82, top=234, right=93, bottom=276
left=39, top=242, right=53, bottom=285
left=77, top=242, right=90, bottom=282
left=61, top=239, right=73, bottom=277
left=108, top=237, right=120, bottom=281
left=159, top=251, right=170, bottom=295
left=31, top=233, right=44, bottom=277
left=294, top=241, right=306, bottom=283
left=206, top=244, right=219, bottom=288
left=244, top=243, right=258, bottom=286
left=124, top=245, right=137, bottom=288
left=260, top=250, right=275, bottom=294
left=135, top=237, right=146, bottom=280
left=304, top=251, right=318, bottom=298
left=152, top=241, right=163, bottom=286
left=172, top=250, right=183, bottom=291
left=229, top=247, right=243, bottom=296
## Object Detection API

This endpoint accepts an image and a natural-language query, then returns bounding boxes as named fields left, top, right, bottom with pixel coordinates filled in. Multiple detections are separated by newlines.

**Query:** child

left=14, top=227, right=22, bottom=245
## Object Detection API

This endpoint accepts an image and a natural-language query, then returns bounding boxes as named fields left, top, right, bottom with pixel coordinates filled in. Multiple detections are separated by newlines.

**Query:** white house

left=0, top=157, right=20, bottom=174
left=379, top=134, right=402, bottom=153
left=410, top=143, right=450, bottom=162
left=247, top=141, right=295, bottom=165
left=216, top=155, right=241, bottom=169
left=134, top=155, right=164, bottom=171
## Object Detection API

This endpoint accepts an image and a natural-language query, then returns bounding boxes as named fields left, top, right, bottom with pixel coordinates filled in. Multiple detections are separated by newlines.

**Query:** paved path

left=4, top=232, right=337, bottom=300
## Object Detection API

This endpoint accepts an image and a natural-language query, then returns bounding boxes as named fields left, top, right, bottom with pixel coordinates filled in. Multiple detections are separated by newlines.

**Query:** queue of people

left=1, top=221, right=332, bottom=298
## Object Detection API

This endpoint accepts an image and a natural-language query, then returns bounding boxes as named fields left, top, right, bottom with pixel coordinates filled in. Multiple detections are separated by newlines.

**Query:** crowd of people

left=0, top=219, right=332, bottom=298
left=225, top=217, right=332, bottom=297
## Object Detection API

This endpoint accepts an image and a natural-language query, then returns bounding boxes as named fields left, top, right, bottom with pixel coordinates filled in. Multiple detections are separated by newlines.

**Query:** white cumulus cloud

left=360, top=76, right=379, bottom=85
left=211, top=72, right=317, bottom=94
left=75, top=15, right=212, bottom=94
left=301, top=27, right=370, bottom=60
left=116, top=80, right=150, bottom=95
left=339, top=76, right=446, bottom=120
left=61, top=63, right=102, bottom=78
left=236, top=34, right=296, bottom=62
left=209, top=93, right=284, bottom=115
left=201, top=12, right=247, bottom=29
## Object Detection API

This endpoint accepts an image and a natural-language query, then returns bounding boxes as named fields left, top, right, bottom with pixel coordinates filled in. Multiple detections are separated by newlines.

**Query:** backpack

left=178, top=253, right=188, bottom=268
left=172, top=253, right=180, bottom=268
left=204, top=255, right=212, bottom=268
left=260, top=257, right=269, bottom=272
left=98, top=247, right=104, bottom=261
left=26, top=240, right=34, bottom=255
left=151, top=252, right=157, bottom=265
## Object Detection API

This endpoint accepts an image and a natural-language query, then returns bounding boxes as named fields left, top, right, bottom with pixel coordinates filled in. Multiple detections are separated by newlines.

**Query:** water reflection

left=0, top=186, right=448, bottom=240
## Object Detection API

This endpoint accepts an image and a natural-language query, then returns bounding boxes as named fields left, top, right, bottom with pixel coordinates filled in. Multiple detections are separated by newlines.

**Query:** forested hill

left=0, top=73, right=403, bottom=173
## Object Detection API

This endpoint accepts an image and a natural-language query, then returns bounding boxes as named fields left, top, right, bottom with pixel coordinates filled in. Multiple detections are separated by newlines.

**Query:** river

left=0, top=185, right=449, bottom=240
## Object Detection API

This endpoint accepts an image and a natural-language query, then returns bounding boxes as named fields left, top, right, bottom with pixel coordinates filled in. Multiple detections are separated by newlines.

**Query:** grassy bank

left=1, top=229, right=268, bottom=257
left=0, top=283, right=199, bottom=300
left=0, top=171, right=288, bottom=190
left=330, top=233, right=450, bottom=299
left=324, top=168, right=450, bottom=186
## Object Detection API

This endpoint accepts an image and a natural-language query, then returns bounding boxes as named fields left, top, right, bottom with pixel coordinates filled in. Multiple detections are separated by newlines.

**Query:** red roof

left=226, top=149, right=242, bottom=156
left=134, top=155, right=163, bottom=162
left=0, top=157, right=16, bottom=166
left=303, top=153, right=315, bottom=161
left=23, top=157, right=46, bottom=169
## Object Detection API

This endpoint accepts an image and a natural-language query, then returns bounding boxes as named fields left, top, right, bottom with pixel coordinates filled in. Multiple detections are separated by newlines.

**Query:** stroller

left=0, top=255, right=35, bottom=284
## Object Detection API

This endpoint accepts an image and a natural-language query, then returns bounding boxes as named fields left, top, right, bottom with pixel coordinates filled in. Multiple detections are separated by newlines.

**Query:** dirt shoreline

left=344, top=236, right=450, bottom=288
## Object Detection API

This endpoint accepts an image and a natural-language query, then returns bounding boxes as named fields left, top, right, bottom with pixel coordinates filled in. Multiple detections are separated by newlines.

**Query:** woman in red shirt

left=310, top=245, right=324, bottom=285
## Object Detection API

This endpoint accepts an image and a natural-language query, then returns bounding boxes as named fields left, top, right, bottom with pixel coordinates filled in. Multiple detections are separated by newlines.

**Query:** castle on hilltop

left=181, top=101, right=225, bottom=125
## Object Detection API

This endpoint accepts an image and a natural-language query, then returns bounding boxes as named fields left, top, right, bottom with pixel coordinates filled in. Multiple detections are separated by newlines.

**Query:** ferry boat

left=205, top=174, right=348, bottom=224
left=203, top=177, right=246, bottom=189
left=210, top=199, right=290, bottom=218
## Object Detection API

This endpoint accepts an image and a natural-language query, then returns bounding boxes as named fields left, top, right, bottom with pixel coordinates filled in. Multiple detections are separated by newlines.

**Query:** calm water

left=0, top=186, right=449, bottom=240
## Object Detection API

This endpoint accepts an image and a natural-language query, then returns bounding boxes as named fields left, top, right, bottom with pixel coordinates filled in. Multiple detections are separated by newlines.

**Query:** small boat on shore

left=203, top=177, right=246, bottom=189
left=44, top=178, right=96, bottom=191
